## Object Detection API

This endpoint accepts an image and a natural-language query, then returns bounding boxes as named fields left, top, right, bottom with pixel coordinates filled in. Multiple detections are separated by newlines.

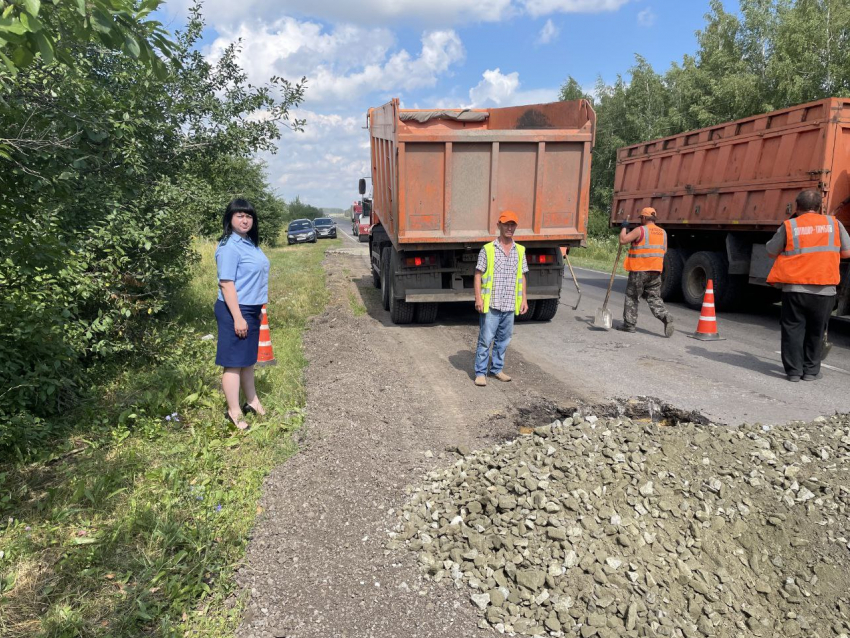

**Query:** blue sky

left=158, top=0, right=714, bottom=208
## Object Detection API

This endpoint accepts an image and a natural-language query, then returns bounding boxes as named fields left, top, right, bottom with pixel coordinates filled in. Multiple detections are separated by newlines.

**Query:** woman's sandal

left=225, top=410, right=250, bottom=431
left=241, top=402, right=266, bottom=416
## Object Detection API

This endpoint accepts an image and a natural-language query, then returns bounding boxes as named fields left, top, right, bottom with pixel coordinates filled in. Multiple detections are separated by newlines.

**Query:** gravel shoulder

left=236, top=248, right=579, bottom=638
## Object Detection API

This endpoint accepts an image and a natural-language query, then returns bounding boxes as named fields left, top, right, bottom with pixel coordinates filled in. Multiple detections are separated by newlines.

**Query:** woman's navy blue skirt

left=215, top=300, right=263, bottom=367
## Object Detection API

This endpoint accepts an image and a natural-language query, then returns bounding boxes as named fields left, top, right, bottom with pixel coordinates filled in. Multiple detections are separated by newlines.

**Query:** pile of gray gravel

left=389, top=411, right=850, bottom=637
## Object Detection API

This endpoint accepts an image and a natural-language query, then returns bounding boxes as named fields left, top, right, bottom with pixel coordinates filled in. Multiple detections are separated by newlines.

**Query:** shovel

left=594, top=243, right=624, bottom=330
left=564, top=254, right=582, bottom=310
left=822, top=325, right=833, bottom=361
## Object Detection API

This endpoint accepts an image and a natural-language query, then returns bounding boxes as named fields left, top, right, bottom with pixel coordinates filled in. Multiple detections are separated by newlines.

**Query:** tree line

left=0, top=2, right=314, bottom=454
left=560, top=0, right=850, bottom=235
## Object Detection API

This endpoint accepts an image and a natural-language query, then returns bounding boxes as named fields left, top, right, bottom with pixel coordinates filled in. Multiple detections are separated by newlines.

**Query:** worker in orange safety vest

left=766, top=190, right=850, bottom=382
left=616, top=207, right=674, bottom=337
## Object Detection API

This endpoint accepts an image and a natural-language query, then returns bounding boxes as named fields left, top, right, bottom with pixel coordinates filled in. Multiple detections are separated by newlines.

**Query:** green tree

left=0, top=0, right=176, bottom=74
left=287, top=196, right=324, bottom=221
left=558, top=75, right=590, bottom=101
left=769, top=0, right=850, bottom=105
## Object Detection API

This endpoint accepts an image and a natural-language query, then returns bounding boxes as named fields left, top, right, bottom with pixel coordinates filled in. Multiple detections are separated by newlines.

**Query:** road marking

left=774, top=351, right=849, bottom=374
left=339, top=226, right=360, bottom=244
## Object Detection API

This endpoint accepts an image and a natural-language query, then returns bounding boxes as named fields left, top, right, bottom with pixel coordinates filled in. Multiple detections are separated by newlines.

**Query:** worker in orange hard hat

left=473, top=210, right=530, bottom=386
left=766, top=190, right=850, bottom=382
left=617, top=207, right=674, bottom=337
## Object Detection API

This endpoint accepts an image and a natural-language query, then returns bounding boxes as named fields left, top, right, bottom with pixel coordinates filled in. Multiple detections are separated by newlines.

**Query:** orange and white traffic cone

left=256, top=305, right=277, bottom=367
left=688, top=279, right=725, bottom=341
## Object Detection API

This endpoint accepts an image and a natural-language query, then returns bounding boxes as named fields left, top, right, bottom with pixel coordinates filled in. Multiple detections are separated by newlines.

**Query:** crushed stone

left=391, top=412, right=850, bottom=637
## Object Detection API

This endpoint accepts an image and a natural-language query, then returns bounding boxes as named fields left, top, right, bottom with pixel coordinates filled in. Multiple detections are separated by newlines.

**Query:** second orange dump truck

left=362, top=98, right=596, bottom=324
left=611, top=97, right=850, bottom=311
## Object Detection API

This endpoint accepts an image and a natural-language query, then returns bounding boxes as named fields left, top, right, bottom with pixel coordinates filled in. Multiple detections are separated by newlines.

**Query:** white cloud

left=166, top=0, right=514, bottom=27
left=206, top=21, right=465, bottom=107
left=469, top=69, right=520, bottom=106
left=537, top=19, right=559, bottom=45
left=262, top=109, right=370, bottom=207
left=163, top=0, right=631, bottom=28
left=637, top=7, right=656, bottom=27
left=522, top=0, right=630, bottom=18
left=468, top=68, right=558, bottom=107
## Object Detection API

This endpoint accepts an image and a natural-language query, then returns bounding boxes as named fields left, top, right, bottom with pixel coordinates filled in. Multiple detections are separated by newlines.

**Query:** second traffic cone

left=689, top=279, right=725, bottom=341
left=256, top=304, right=277, bottom=367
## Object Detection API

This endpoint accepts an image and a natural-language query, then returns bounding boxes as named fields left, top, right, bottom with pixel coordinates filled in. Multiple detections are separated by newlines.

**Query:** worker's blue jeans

left=474, top=308, right=515, bottom=377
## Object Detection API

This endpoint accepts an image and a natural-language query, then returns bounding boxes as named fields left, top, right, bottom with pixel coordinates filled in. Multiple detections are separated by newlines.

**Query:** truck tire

left=681, top=251, right=735, bottom=309
left=415, top=303, right=439, bottom=324
left=516, top=300, right=537, bottom=322
left=533, top=298, right=559, bottom=321
left=380, top=247, right=391, bottom=310
left=660, top=248, right=684, bottom=301
left=389, top=250, right=414, bottom=324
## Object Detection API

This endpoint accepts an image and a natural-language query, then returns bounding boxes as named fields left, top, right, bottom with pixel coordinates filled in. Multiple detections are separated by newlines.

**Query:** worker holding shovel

left=616, top=207, right=674, bottom=337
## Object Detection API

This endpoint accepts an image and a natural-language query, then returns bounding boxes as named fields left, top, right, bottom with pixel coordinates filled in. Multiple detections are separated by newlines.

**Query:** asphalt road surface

left=334, top=222, right=850, bottom=425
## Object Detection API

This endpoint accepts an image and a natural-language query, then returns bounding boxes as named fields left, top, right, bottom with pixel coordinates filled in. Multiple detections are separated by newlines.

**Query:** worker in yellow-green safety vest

left=473, top=210, right=530, bottom=387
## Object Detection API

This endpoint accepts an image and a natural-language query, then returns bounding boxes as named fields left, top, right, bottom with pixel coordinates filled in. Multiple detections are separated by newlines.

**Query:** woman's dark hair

left=221, top=198, right=259, bottom=246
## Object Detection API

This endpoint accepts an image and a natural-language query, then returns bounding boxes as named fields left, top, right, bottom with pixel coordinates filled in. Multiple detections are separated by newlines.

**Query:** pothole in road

left=502, top=396, right=713, bottom=438
left=586, top=396, right=714, bottom=427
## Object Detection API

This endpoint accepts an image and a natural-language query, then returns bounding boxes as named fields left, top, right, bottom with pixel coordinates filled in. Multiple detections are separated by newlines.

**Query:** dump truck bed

left=611, top=97, right=850, bottom=230
left=369, top=99, right=596, bottom=250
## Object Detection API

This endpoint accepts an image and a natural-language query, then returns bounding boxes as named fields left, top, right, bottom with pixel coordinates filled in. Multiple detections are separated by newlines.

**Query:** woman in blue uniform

left=214, top=199, right=270, bottom=430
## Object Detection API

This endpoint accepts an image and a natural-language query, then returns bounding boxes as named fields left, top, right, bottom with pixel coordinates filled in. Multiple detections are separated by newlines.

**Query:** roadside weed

left=348, top=291, right=367, bottom=317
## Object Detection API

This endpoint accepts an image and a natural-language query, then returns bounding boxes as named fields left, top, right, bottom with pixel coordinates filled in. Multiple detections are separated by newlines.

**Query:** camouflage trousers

left=623, top=271, right=669, bottom=328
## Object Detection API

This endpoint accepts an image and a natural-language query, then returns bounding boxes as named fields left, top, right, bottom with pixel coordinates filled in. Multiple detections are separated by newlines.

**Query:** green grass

left=0, top=238, right=340, bottom=637
left=567, top=235, right=627, bottom=275
left=347, top=291, right=366, bottom=317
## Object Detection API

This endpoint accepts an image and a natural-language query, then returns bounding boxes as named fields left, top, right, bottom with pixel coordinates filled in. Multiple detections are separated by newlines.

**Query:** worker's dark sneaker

left=787, top=375, right=801, bottom=382
left=802, top=372, right=823, bottom=381
left=663, top=317, right=674, bottom=338
left=616, top=323, right=635, bottom=333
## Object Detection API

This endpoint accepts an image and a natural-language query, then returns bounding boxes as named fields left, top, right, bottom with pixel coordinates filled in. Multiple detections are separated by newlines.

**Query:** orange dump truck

left=611, top=97, right=850, bottom=311
left=362, top=98, right=596, bottom=324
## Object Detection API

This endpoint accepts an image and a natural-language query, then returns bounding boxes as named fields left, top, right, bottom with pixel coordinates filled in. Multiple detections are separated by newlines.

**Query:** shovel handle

left=565, top=255, right=582, bottom=310
left=602, top=243, right=624, bottom=310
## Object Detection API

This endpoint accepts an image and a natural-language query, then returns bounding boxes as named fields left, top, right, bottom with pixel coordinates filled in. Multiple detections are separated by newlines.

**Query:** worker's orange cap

left=639, top=207, right=657, bottom=217
left=498, top=210, right=519, bottom=224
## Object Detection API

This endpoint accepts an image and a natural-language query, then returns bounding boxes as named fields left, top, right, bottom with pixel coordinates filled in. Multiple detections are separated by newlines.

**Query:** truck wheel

left=380, top=247, right=391, bottom=310
left=389, top=250, right=414, bottom=324
left=415, top=303, right=439, bottom=324
left=533, top=298, right=559, bottom=321
left=516, top=300, right=537, bottom=322
left=660, top=248, right=684, bottom=301
left=681, top=251, right=734, bottom=309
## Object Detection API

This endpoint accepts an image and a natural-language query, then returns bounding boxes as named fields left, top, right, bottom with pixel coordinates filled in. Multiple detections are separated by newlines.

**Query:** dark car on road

left=287, top=219, right=316, bottom=245
left=312, top=217, right=337, bottom=239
